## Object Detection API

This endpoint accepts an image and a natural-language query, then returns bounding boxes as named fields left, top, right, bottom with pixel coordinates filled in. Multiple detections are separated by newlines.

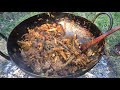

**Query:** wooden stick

left=81, top=25, right=120, bottom=51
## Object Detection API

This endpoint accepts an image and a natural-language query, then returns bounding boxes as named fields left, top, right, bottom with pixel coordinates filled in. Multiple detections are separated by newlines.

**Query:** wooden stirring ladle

left=80, top=25, right=120, bottom=52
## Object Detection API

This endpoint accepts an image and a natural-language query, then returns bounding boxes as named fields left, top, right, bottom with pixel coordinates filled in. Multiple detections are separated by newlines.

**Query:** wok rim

left=6, top=12, right=105, bottom=78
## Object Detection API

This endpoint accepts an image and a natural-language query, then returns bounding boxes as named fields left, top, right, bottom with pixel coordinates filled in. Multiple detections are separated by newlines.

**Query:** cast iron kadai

left=0, top=12, right=120, bottom=78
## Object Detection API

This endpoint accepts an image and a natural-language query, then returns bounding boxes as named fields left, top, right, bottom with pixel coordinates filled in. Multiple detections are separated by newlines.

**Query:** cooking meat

left=18, top=23, right=97, bottom=77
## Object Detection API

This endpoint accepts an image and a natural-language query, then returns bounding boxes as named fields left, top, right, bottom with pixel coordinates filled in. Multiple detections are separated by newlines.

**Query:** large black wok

left=0, top=12, right=119, bottom=78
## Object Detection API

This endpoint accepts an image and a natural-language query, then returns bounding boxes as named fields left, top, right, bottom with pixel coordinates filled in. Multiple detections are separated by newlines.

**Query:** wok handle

left=0, top=33, right=10, bottom=60
left=92, top=12, right=113, bottom=32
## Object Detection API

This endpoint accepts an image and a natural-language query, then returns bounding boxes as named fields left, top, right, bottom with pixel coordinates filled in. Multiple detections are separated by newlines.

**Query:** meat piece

left=62, top=38, right=70, bottom=44
left=37, top=42, right=43, bottom=51
left=52, top=47, right=64, bottom=51
left=51, top=60, right=63, bottom=71
left=31, top=60, right=42, bottom=73
left=18, top=41, right=32, bottom=51
left=42, top=61, right=51, bottom=69
left=68, top=66, right=78, bottom=73
left=58, top=51, right=67, bottom=60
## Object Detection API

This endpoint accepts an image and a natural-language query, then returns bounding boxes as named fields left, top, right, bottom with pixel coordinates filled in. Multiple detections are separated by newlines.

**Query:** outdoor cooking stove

left=0, top=55, right=116, bottom=78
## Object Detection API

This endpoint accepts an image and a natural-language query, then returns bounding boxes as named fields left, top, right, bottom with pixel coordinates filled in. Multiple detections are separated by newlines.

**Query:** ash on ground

left=0, top=55, right=116, bottom=78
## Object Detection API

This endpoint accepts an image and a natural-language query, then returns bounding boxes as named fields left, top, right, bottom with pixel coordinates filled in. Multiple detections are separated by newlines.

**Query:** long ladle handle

left=81, top=25, right=120, bottom=51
